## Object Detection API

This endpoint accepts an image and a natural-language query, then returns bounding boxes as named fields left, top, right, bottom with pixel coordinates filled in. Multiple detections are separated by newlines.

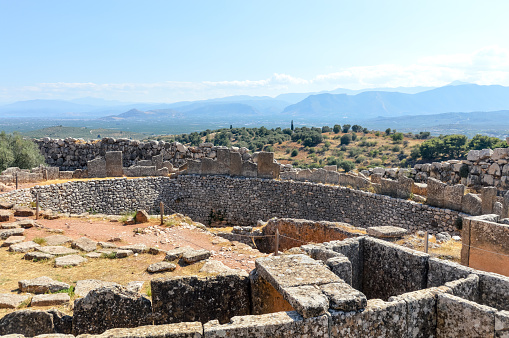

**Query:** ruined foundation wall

left=2, top=176, right=464, bottom=234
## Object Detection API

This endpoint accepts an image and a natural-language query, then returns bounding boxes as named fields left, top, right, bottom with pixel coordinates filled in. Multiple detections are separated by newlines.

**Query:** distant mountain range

left=1, top=83, right=509, bottom=137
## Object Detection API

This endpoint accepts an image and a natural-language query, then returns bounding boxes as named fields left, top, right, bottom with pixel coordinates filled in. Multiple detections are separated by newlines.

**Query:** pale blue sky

left=1, top=0, right=509, bottom=102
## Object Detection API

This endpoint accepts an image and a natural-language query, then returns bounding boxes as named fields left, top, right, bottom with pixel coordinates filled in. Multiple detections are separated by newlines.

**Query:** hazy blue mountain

left=282, top=84, right=509, bottom=119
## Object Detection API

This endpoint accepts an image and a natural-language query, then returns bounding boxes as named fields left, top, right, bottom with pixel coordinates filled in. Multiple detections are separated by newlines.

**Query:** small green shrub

left=33, top=237, right=46, bottom=245
left=291, top=149, right=299, bottom=157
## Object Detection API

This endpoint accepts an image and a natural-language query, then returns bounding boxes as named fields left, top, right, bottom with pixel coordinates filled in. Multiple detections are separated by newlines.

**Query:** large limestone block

left=74, top=279, right=120, bottom=298
left=256, top=152, right=279, bottom=179
left=437, top=293, right=496, bottom=338
left=481, top=186, right=497, bottom=214
left=94, top=322, right=204, bottom=338
left=151, top=273, right=250, bottom=325
left=204, top=312, right=329, bottom=338
left=0, top=293, right=31, bottom=309
left=462, top=193, right=482, bottom=215
left=73, top=285, right=152, bottom=335
left=0, top=309, right=71, bottom=337
left=18, top=276, right=69, bottom=294
left=87, top=157, right=106, bottom=178
left=105, top=151, right=123, bottom=177
left=426, top=178, right=446, bottom=208
left=443, top=184, right=465, bottom=211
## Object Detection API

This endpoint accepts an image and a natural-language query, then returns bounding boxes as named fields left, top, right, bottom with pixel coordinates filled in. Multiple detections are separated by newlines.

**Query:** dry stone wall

left=1, top=176, right=464, bottom=234
left=35, top=137, right=250, bottom=171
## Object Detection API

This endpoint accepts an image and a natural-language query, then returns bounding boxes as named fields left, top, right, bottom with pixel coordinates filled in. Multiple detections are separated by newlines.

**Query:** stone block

left=216, top=149, right=231, bottom=175
left=480, top=148, right=494, bottom=159
left=330, top=298, right=407, bottom=338
left=229, top=152, right=242, bottom=177
left=73, top=285, right=152, bottom=335
left=427, top=177, right=446, bottom=208
left=31, top=293, right=70, bottom=307
left=45, top=167, right=60, bottom=180
left=437, top=293, right=496, bottom=338
left=18, top=276, right=69, bottom=294
left=201, top=158, right=218, bottom=175
left=481, top=186, right=497, bottom=214
left=389, top=288, right=443, bottom=338
left=444, top=184, right=465, bottom=211
left=0, top=309, right=71, bottom=337
left=467, top=150, right=480, bottom=162
left=444, top=274, right=479, bottom=302
left=328, top=238, right=363, bottom=290
left=87, top=157, right=106, bottom=178
left=326, top=256, right=353, bottom=286
left=37, top=246, right=78, bottom=256
left=241, top=161, right=257, bottom=178
left=105, top=151, right=123, bottom=177
left=370, top=173, right=382, bottom=184
left=186, top=160, right=201, bottom=175
left=152, top=154, right=163, bottom=170
left=256, top=152, right=279, bottom=179
left=0, top=210, right=13, bottom=222
left=427, top=257, right=474, bottom=288
left=147, top=262, right=177, bottom=273
left=0, top=228, right=24, bottom=239
left=72, top=237, right=98, bottom=252
left=362, top=237, right=429, bottom=300
left=283, top=285, right=329, bottom=318
left=74, top=279, right=120, bottom=298
left=9, top=241, right=40, bottom=253
left=135, top=210, right=150, bottom=223
left=95, top=322, right=204, bottom=338
left=203, top=311, right=329, bottom=338
left=54, top=254, right=87, bottom=267
left=380, top=178, right=399, bottom=197
left=477, top=271, right=509, bottom=311
left=249, top=269, right=294, bottom=315
left=397, top=175, right=413, bottom=199
left=319, top=282, right=366, bottom=312
left=462, top=193, right=482, bottom=215
left=151, top=273, right=250, bottom=325
left=0, top=293, right=31, bottom=309
left=367, top=226, right=408, bottom=239
left=138, top=160, right=153, bottom=166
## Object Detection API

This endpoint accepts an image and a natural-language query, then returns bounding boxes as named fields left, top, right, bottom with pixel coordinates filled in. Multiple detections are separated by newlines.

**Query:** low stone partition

left=0, top=175, right=466, bottom=234
left=4, top=235, right=509, bottom=336
left=461, top=215, right=509, bottom=277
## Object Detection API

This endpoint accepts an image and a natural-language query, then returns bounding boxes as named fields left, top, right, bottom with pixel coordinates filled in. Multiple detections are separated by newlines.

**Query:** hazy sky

left=1, top=0, right=509, bottom=103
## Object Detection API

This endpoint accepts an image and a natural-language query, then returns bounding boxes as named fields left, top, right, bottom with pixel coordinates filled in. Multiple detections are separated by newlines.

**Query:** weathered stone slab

left=367, top=226, right=408, bottom=239
left=54, top=254, right=87, bottom=267
left=444, top=274, right=479, bottom=302
left=73, top=285, right=152, bottom=335
left=255, top=254, right=341, bottom=290
left=325, top=256, right=352, bottom=286
left=0, top=309, right=68, bottom=337
left=24, top=251, right=55, bottom=261
left=0, top=228, right=24, bottom=239
left=87, top=157, right=106, bottom=178
left=0, top=293, right=31, bottom=309
left=126, top=281, right=145, bottom=294
left=71, top=237, right=97, bottom=252
left=0, top=210, right=13, bottom=222
left=0, top=201, right=14, bottom=209
left=105, top=151, right=123, bottom=177
left=164, top=246, right=192, bottom=261
left=147, top=262, right=177, bottom=273
left=37, top=246, right=78, bottom=256
left=115, top=249, right=134, bottom=258
left=319, top=282, right=366, bottom=312
left=9, top=241, right=40, bottom=253
left=257, top=152, right=279, bottom=179
left=444, top=184, right=465, bottom=211
left=182, top=249, right=211, bottom=264
left=152, top=273, right=250, bottom=325
left=135, top=210, right=150, bottom=223
left=482, top=186, right=497, bottom=214
left=203, top=311, right=329, bottom=338
left=283, top=285, right=329, bottom=318
left=94, top=322, right=204, bottom=338
left=17, top=220, right=35, bottom=229
left=427, top=178, right=446, bottom=208
left=14, top=207, right=35, bottom=217
left=362, top=237, right=429, bottom=300
left=199, top=260, right=236, bottom=275
left=74, top=279, right=121, bottom=298
left=44, top=235, right=72, bottom=246
left=0, top=222, right=18, bottom=229
left=462, top=193, right=482, bottom=215
left=98, top=241, right=116, bottom=249
left=330, top=298, right=407, bottom=338
left=85, top=252, right=103, bottom=258
left=119, top=243, right=148, bottom=254
left=18, top=276, right=69, bottom=294
left=31, top=293, right=70, bottom=307
left=1, top=235, right=25, bottom=247
left=437, top=293, right=496, bottom=338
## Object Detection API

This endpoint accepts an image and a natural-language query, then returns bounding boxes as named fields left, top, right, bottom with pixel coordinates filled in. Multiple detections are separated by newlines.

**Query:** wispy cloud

left=2, top=46, right=509, bottom=103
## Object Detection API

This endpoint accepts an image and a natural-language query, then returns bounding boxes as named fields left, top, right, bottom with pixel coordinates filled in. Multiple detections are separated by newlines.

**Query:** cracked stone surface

left=0, top=293, right=31, bottom=309
left=74, top=279, right=120, bottom=297
left=44, top=235, right=72, bottom=246
left=54, top=254, right=87, bottom=267
left=18, top=276, right=69, bottom=294
left=36, top=246, right=78, bottom=256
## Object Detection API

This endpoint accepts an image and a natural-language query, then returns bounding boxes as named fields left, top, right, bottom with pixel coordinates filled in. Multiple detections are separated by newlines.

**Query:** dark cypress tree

left=291, top=120, right=294, bottom=131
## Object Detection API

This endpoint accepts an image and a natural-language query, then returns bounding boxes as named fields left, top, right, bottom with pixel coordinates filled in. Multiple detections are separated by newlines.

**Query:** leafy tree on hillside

left=340, top=134, right=352, bottom=145
left=0, top=132, right=45, bottom=172
left=351, top=124, right=363, bottom=132
left=385, top=128, right=391, bottom=135
left=342, top=124, right=351, bottom=133
left=468, top=134, right=508, bottom=150
left=333, top=124, right=341, bottom=134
